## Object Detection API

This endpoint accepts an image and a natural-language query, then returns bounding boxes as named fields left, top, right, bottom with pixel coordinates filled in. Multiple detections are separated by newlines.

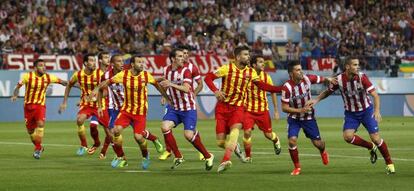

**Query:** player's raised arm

left=252, top=79, right=283, bottom=93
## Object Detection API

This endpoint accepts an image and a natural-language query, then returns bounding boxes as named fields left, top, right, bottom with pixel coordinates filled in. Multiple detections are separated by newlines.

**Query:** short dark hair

left=345, top=56, right=358, bottom=66
left=110, top=54, right=122, bottom=63
left=98, top=51, right=110, bottom=60
left=250, top=54, right=264, bottom=67
left=169, top=48, right=182, bottom=60
left=233, top=45, right=250, bottom=57
left=33, top=59, right=44, bottom=67
left=287, top=61, right=300, bottom=73
left=177, top=44, right=190, bottom=51
left=83, top=53, right=95, bottom=65
left=130, top=54, right=144, bottom=64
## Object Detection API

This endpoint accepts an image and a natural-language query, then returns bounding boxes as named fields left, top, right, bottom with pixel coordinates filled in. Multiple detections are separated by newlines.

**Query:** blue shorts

left=343, top=105, right=379, bottom=134
left=163, top=106, right=197, bottom=131
left=287, top=117, right=321, bottom=140
left=90, top=115, right=98, bottom=125
left=108, top=109, right=120, bottom=129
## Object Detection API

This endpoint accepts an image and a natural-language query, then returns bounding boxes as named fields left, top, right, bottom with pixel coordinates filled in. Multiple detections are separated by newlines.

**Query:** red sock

left=90, top=124, right=100, bottom=147
left=100, top=135, right=112, bottom=155
left=143, top=130, right=157, bottom=141
left=377, top=140, right=393, bottom=165
left=164, top=139, right=172, bottom=152
left=190, top=132, right=211, bottom=159
left=113, top=143, right=124, bottom=157
left=163, top=130, right=182, bottom=158
left=349, top=135, right=373, bottom=149
left=34, top=139, right=42, bottom=151
left=289, top=147, right=300, bottom=168
left=222, top=147, right=233, bottom=162
left=243, top=140, right=252, bottom=158
left=139, top=143, right=148, bottom=158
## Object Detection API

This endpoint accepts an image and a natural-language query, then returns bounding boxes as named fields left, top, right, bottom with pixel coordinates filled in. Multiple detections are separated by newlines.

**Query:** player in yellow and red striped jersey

left=91, top=55, right=170, bottom=169
left=59, top=53, right=111, bottom=156
left=241, top=54, right=282, bottom=162
left=11, top=59, right=68, bottom=159
left=87, top=51, right=111, bottom=156
left=204, top=45, right=283, bottom=173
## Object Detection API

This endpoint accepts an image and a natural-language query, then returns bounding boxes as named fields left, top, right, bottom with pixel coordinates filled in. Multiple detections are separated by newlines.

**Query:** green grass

left=1, top=117, right=413, bottom=191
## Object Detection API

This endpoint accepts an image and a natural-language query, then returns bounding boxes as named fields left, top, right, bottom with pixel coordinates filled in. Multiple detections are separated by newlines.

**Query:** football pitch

left=1, top=117, right=413, bottom=191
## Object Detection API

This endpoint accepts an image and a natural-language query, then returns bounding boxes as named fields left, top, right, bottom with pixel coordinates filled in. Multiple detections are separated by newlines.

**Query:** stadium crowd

left=0, top=0, right=414, bottom=69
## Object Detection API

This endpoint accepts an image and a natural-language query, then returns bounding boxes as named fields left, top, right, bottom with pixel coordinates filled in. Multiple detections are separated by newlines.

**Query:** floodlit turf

left=1, top=117, right=413, bottom=191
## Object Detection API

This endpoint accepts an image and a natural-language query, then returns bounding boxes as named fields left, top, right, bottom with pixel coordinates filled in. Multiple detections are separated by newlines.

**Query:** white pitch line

left=1, top=141, right=413, bottom=162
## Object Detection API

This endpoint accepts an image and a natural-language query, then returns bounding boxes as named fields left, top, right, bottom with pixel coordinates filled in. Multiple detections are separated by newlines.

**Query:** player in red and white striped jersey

left=159, top=45, right=205, bottom=160
left=281, top=61, right=335, bottom=175
left=159, top=48, right=214, bottom=170
left=308, top=58, right=395, bottom=174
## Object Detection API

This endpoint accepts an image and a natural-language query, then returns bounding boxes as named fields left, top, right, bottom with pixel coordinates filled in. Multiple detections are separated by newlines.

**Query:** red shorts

left=78, top=106, right=109, bottom=128
left=114, top=111, right=146, bottom=134
left=215, top=102, right=244, bottom=134
left=24, top=104, right=46, bottom=130
left=243, top=111, right=272, bottom=133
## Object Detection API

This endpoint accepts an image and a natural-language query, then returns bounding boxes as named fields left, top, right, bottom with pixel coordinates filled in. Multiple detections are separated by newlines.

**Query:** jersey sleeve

left=183, top=69, right=192, bottom=84
left=191, top=64, right=201, bottom=82
left=48, top=74, right=61, bottom=83
left=110, top=71, right=124, bottom=84
left=281, top=85, right=291, bottom=103
left=18, top=73, right=30, bottom=86
left=147, top=72, right=156, bottom=85
left=214, top=64, right=229, bottom=78
left=306, top=74, right=324, bottom=84
left=361, top=74, right=375, bottom=93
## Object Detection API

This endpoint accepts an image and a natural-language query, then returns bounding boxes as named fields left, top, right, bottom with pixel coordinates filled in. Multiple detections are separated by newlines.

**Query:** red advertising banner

left=2, top=54, right=276, bottom=76
left=307, top=58, right=337, bottom=71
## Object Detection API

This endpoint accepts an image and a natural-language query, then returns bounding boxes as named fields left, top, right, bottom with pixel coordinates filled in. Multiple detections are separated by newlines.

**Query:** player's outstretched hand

left=273, top=111, right=280, bottom=120
left=10, top=96, right=17, bottom=102
left=87, top=91, right=97, bottom=102
left=373, top=111, right=382, bottom=123
left=326, top=77, right=338, bottom=85
left=214, top=90, right=226, bottom=101
left=160, top=97, right=166, bottom=106
left=305, top=99, right=316, bottom=108
left=159, top=80, right=171, bottom=88
left=58, top=103, right=67, bottom=114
